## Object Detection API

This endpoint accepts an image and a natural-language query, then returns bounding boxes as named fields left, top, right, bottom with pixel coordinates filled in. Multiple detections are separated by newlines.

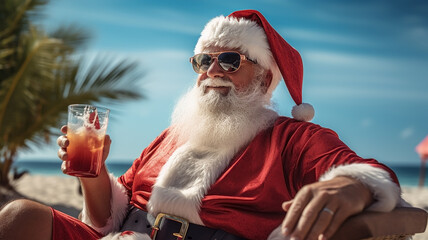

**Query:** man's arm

left=267, top=161, right=403, bottom=240
left=79, top=165, right=112, bottom=228
left=57, top=125, right=113, bottom=228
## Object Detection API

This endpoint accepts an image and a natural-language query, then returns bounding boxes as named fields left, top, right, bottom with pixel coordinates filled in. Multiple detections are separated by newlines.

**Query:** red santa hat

left=194, top=10, right=315, bottom=121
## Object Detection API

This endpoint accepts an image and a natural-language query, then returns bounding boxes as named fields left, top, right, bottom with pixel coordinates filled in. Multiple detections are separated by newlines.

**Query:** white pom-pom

left=291, top=103, right=315, bottom=121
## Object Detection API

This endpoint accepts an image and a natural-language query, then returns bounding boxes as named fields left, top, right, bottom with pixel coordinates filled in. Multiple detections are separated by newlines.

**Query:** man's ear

left=261, top=70, right=273, bottom=94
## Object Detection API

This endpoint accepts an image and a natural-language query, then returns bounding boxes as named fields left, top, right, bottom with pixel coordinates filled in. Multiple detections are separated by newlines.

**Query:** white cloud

left=281, top=28, right=371, bottom=47
left=406, top=26, right=428, bottom=50
left=307, top=85, right=428, bottom=102
left=302, top=49, right=428, bottom=86
left=299, top=2, right=403, bottom=31
left=400, top=127, right=415, bottom=139
left=122, top=50, right=197, bottom=107
left=361, top=118, right=373, bottom=128
left=303, top=48, right=428, bottom=70
left=133, top=49, right=191, bottom=61
left=51, top=6, right=201, bottom=35
left=303, top=50, right=395, bottom=69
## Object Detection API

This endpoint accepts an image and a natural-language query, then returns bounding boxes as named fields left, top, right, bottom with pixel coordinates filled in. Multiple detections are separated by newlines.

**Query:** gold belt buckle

left=150, top=213, right=190, bottom=240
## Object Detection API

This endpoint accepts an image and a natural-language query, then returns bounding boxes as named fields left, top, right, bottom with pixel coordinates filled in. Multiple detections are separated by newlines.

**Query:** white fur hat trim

left=291, top=103, right=315, bottom=122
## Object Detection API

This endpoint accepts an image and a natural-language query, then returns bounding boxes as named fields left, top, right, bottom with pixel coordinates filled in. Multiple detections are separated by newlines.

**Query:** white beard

left=170, top=77, right=278, bottom=152
left=148, top=77, right=279, bottom=224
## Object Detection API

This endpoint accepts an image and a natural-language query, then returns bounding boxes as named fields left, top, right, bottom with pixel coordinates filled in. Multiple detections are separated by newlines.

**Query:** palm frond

left=0, top=0, right=50, bottom=83
left=0, top=0, right=146, bottom=187
left=49, top=25, right=92, bottom=51
left=0, top=0, right=49, bottom=38
left=8, top=54, right=145, bottom=150
left=0, top=29, right=68, bottom=132
left=67, top=56, right=144, bottom=101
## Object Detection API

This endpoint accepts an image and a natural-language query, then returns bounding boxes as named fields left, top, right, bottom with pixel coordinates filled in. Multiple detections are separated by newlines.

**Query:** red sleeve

left=278, top=119, right=399, bottom=195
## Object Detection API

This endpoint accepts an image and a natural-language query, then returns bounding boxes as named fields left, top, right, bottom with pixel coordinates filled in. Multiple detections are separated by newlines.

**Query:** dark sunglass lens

left=193, top=54, right=212, bottom=73
left=218, top=52, right=240, bottom=72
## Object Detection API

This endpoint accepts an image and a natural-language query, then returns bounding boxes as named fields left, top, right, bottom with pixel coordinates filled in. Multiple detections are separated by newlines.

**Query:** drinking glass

left=64, top=104, right=109, bottom=177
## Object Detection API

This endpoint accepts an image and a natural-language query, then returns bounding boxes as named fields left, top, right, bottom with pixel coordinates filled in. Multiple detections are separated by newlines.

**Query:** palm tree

left=0, top=0, right=144, bottom=188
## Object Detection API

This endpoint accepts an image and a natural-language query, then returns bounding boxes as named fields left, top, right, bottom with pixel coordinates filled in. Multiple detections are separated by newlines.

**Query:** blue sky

left=20, top=0, right=428, bottom=166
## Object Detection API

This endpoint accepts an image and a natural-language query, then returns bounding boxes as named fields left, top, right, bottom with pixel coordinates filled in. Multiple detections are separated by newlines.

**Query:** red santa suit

left=50, top=117, right=402, bottom=240
left=118, top=117, right=400, bottom=240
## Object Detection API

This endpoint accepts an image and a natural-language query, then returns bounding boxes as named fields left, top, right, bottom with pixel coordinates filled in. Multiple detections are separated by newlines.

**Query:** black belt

left=120, top=207, right=246, bottom=240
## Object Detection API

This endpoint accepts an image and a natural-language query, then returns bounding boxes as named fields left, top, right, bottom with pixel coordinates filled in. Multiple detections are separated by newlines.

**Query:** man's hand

left=281, top=176, right=373, bottom=240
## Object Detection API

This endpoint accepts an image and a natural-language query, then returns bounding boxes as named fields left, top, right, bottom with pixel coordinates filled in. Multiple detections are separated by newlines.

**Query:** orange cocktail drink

left=64, top=104, right=109, bottom=177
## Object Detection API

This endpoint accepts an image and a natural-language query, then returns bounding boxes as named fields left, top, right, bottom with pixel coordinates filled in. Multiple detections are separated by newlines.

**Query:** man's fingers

left=58, top=125, right=69, bottom=173
left=104, top=135, right=112, bottom=147
left=290, top=193, right=329, bottom=240
left=57, top=136, right=69, bottom=148
left=282, top=200, right=293, bottom=211
left=321, top=207, right=348, bottom=239
left=60, top=125, right=68, bottom=134
left=281, top=187, right=312, bottom=236
left=101, top=134, right=112, bottom=163
left=61, top=161, right=67, bottom=174
left=57, top=148, right=68, bottom=161
left=306, top=205, right=337, bottom=240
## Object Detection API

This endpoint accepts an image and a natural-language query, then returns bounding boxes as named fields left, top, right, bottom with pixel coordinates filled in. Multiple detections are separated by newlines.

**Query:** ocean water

left=12, top=160, right=428, bottom=187
left=12, top=160, right=132, bottom=177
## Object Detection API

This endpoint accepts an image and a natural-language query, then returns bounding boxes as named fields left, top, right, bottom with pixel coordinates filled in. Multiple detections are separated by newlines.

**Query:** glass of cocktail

left=64, top=104, right=110, bottom=177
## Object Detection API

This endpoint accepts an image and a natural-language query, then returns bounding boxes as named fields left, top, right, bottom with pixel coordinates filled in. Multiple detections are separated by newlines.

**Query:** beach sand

left=1, top=174, right=84, bottom=218
left=1, top=174, right=427, bottom=239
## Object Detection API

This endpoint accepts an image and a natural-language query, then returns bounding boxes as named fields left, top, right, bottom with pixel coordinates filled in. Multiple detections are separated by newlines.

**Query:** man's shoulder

left=273, top=116, right=320, bottom=129
left=269, top=116, right=334, bottom=137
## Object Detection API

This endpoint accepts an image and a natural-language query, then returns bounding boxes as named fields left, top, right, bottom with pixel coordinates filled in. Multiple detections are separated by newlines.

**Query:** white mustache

left=199, top=78, right=235, bottom=89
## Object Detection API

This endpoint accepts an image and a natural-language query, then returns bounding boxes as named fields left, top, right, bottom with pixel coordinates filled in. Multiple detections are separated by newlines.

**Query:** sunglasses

left=190, top=51, right=257, bottom=74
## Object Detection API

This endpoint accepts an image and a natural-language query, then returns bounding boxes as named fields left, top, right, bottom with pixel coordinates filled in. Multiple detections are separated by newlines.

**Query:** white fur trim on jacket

left=319, top=163, right=402, bottom=212
left=101, top=232, right=151, bottom=240
left=81, top=173, right=130, bottom=236
left=147, top=143, right=237, bottom=225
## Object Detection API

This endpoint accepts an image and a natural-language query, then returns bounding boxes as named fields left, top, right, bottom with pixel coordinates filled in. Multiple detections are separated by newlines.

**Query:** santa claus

left=0, top=10, right=406, bottom=240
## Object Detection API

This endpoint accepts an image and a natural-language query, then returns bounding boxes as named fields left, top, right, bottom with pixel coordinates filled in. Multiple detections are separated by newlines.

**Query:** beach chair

left=331, top=207, right=428, bottom=240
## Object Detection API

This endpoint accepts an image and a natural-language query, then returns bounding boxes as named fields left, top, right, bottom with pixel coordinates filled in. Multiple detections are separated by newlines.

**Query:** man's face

left=171, top=47, right=277, bottom=148
left=196, top=47, right=259, bottom=96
